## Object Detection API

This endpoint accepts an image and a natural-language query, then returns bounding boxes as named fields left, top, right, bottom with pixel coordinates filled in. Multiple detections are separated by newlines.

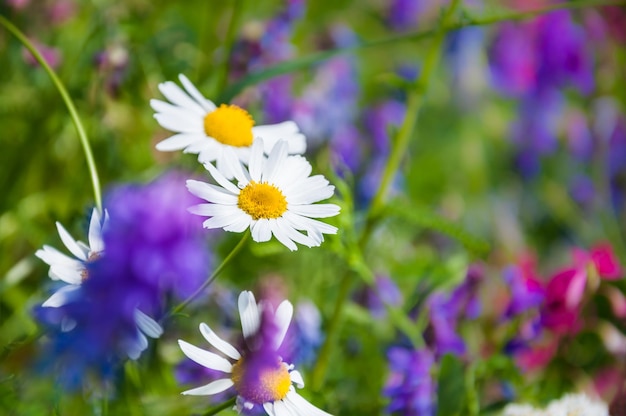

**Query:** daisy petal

left=205, top=160, right=241, bottom=195
left=251, top=219, right=272, bottom=243
left=238, top=291, right=260, bottom=343
left=199, top=323, right=241, bottom=360
left=42, top=284, right=81, bottom=307
left=187, top=180, right=238, bottom=204
left=288, top=204, right=340, bottom=218
left=154, top=113, right=203, bottom=134
left=181, top=378, right=234, bottom=396
left=178, top=340, right=233, bottom=373
left=158, top=81, right=206, bottom=116
left=156, top=133, right=204, bottom=152
left=134, top=309, right=163, bottom=338
left=290, top=370, right=304, bottom=388
left=36, top=245, right=82, bottom=268
left=273, top=400, right=292, bottom=416
left=179, top=74, right=216, bottom=112
left=56, top=222, right=87, bottom=261
left=269, top=220, right=299, bottom=251
left=286, top=391, right=333, bottom=416
left=273, top=300, right=293, bottom=349
left=88, top=208, right=104, bottom=253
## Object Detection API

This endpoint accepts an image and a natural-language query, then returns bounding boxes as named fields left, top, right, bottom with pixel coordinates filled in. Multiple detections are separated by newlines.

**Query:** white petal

left=285, top=391, right=333, bottom=416
left=49, top=264, right=84, bottom=284
left=269, top=219, right=299, bottom=251
left=181, top=378, right=234, bottom=396
left=158, top=80, right=206, bottom=116
left=155, top=133, right=205, bottom=152
left=289, top=370, right=304, bottom=389
left=199, top=323, right=241, bottom=360
left=186, top=180, right=238, bottom=204
left=273, top=300, right=293, bottom=349
left=238, top=291, right=260, bottom=343
left=273, top=219, right=316, bottom=249
left=205, top=161, right=241, bottom=195
left=188, top=204, right=237, bottom=217
left=223, top=213, right=253, bottom=233
left=179, top=74, right=216, bottom=112
left=202, top=212, right=248, bottom=230
left=178, top=340, right=233, bottom=373
left=273, top=400, right=292, bottom=416
left=56, top=222, right=88, bottom=261
left=36, top=245, right=82, bottom=268
left=42, top=284, right=81, bottom=307
left=61, top=317, right=77, bottom=332
left=221, top=148, right=248, bottom=185
left=248, top=139, right=265, bottom=182
left=264, top=402, right=277, bottom=416
left=251, top=219, right=272, bottom=243
left=88, top=208, right=104, bottom=253
left=154, top=113, right=203, bottom=134
left=283, top=212, right=338, bottom=236
left=127, top=331, right=148, bottom=360
left=134, top=309, right=163, bottom=338
left=262, top=140, right=289, bottom=184
left=288, top=204, right=340, bottom=219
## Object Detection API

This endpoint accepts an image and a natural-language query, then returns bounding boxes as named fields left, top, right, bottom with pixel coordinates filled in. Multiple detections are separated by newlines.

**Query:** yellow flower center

left=231, top=358, right=292, bottom=404
left=238, top=181, right=288, bottom=220
left=203, top=104, right=255, bottom=147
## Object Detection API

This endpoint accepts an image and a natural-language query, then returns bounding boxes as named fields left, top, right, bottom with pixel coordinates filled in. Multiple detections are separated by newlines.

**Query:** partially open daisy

left=151, top=74, right=306, bottom=178
left=35, top=208, right=108, bottom=307
left=186, top=138, right=340, bottom=251
left=178, top=291, right=332, bottom=416
left=35, top=208, right=162, bottom=352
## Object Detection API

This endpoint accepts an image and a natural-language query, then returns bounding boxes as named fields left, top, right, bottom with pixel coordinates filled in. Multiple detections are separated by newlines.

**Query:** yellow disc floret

left=231, top=358, right=292, bottom=404
left=238, top=181, right=288, bottom=220
left=203, top=104, right=255, bottom=147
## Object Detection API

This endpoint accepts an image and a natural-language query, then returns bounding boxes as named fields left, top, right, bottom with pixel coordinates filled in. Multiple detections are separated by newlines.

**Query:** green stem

left=202, top=397, right=237, bottom=416
left=168, top=231, right=249, bottom=317
left=310, top=0, right=462, bottom=391
left=0, top=15, right=103, bottom=213
left=215, top=0, right=245, bottom=97
left=219, top=0, right=624, bottom=102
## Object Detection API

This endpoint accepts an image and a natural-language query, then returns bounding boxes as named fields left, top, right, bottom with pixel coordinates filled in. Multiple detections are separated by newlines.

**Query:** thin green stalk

left=219, top=0, right=624, bottom=102
left=168, top=231, right=249, bottom=317
left=0, top=15, right=103, bottom=213
left=311, top=0, right=462, bottom=391
left=215, top=0, right=245, bottom=96
left=202, top=397, right=237, bottom=416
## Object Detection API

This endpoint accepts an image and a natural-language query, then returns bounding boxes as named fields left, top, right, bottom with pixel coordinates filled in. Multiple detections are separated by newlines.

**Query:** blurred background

left=1, top=0, right=626, bottom=414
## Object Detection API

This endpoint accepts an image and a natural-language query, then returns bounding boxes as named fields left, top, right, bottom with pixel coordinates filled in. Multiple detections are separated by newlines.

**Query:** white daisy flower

left=503, top=393, right=609, bottom=416
left=178, top=291, right=333, bottom=416
left=35, top=208, right=109, bottom=308
left=151, top=74, right=306, bottom=178
left=186, top=138, right=340, bottom=251
left=35, top=209, right=163, bottom=355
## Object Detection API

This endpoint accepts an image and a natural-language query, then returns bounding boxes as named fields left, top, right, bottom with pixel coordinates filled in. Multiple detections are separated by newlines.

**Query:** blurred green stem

left=168, top=230, right=249, bottom=317
left=202, top=397, right=237, bottom=416
left=311, top=0, right=462, bottom=392
left=215, top=0, right=245, bottom=97
left=0, top=15, right=103, bottom=213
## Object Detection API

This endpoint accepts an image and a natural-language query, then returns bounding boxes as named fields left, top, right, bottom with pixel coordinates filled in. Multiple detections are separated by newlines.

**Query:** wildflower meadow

left=1, top=0, right=626, bottom=415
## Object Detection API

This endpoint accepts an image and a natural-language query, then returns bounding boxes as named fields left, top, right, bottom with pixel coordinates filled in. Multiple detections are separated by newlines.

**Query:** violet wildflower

left=38, top=173, right=211, bottom=386
left=177, top=291, right=332, bottom=415
left=354, top=275, right=403, bottom=320
left=384, top=347, right=436, bottom=416
left=386, top=0, right=425, bottom=31
left=502, top=265, right=544, bottom=318
left=22, top=39, right=61, bottom=69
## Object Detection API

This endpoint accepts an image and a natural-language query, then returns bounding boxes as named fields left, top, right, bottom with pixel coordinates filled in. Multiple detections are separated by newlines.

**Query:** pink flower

left=573, top=243, right=622, bottom=280
left=22, top=40, right=61, bottom=69
left=541, top=267, right=586, bottom=335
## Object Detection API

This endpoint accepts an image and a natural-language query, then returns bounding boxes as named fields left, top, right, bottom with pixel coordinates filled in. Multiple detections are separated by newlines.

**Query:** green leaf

left=387, top=201, right=490, bottom=257
left=437, top=354, right=466, bottom=416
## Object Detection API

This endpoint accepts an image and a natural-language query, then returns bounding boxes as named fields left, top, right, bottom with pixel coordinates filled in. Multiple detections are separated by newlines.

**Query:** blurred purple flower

left=354, top=275, right=403, bottom=320
left=569, top=175, right=595, bottom=208
left=488, top=21, right=537, bottom=97
left=384, top=347, right=436, bottom=416
left=38, top=173, right=212, bottom=387
left=386, top=0, right=425, bottom=31
left=94, top=44, right=129, bottom=97
left=47, top=0, right=76, bottom=25
left=608, top=116, right=626, bottom=213
left=566, top=111, right=594, bottom=161
left=536, top=11, right=594, bottom=95
left=502, top=265, right=544, bottom=318
left=425, top=265, right=483, bottom=356
left=364, top=100, right=406, bottom=155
